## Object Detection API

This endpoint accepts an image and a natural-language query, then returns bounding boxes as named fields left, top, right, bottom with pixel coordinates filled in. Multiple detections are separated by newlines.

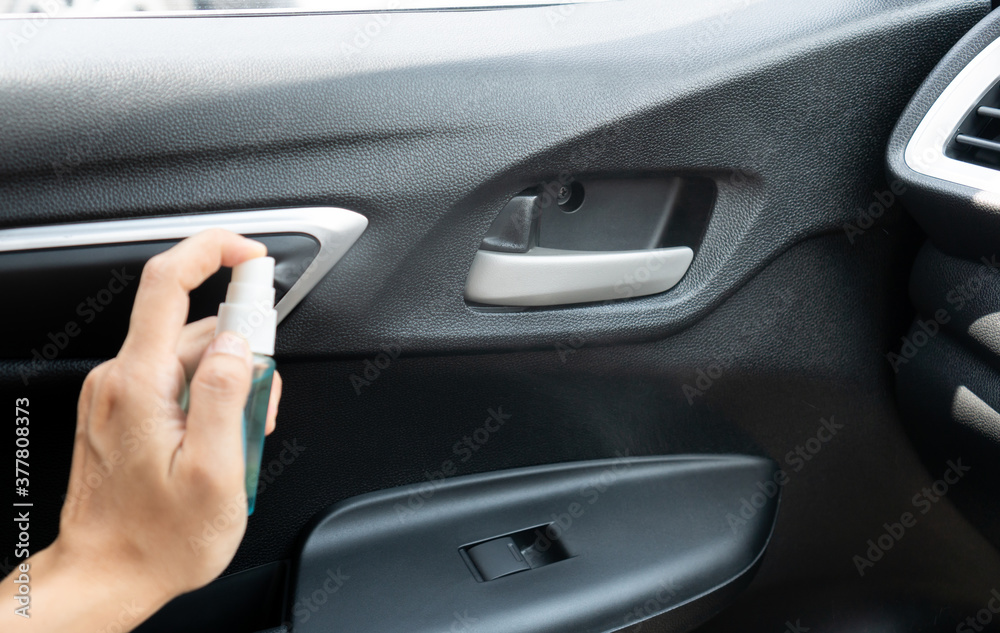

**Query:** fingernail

left=208, top=332, right=252, bottom=368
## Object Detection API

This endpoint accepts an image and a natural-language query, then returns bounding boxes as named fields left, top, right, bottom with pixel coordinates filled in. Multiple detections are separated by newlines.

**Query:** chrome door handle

left=464, top=246, right=693, bottom=307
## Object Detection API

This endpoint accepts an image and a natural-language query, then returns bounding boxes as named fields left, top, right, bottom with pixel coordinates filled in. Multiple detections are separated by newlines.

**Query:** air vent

left=905, top=37, right=1000, bottom=193
left=949, top=81, right=1000, bottom=169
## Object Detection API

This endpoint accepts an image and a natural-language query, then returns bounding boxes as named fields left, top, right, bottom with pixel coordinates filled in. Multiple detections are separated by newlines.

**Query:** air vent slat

left=979, top=106, right=1000, bottom=120
left=956, top=134, right=1000, bottom=153
left=947, top=80, right=1000, bottom=171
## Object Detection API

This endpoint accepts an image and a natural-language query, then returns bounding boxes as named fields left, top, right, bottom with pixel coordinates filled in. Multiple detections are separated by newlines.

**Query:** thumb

left=185, top=332, right=253, bottom=468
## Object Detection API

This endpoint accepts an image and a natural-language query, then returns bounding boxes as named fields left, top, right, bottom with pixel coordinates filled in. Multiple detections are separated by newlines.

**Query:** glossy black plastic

left=291, top=455, right=779, bottom=633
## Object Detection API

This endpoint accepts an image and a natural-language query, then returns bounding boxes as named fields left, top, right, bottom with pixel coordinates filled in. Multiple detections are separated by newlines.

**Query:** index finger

left=120, top=229, right=266, bottom=360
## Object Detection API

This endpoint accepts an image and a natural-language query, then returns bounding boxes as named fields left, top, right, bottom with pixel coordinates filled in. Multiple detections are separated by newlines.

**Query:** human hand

left=2, top=229, right=283, bottom=631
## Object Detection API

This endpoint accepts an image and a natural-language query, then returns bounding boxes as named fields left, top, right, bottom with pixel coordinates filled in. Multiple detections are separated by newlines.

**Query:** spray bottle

left=214, top=256, right=277, bottom=515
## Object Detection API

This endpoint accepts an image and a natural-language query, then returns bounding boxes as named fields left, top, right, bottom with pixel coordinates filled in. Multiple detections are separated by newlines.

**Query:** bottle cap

left=215, top=256, right=277, bottom=356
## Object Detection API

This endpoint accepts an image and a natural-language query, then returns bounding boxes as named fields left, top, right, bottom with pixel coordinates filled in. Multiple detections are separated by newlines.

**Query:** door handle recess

left=464, top=246, right=694, bottom=307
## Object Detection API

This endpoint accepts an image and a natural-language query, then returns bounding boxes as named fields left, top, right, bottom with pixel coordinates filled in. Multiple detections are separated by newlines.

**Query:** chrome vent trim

left=905, top=37, right=1000, bottom=194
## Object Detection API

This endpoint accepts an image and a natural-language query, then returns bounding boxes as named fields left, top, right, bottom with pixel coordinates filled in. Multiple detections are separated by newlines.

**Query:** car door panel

left=3, top=1, right=1000, bottom=632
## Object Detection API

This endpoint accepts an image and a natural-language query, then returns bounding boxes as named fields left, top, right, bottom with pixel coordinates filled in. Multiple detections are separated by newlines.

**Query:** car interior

left=3, top=0, right=1000, bottom=631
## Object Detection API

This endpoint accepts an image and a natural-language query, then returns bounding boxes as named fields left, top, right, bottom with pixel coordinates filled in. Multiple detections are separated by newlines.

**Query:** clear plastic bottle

left=214, top=256, right=278, bottom=516
left=242, top=354, right=275, bottom=515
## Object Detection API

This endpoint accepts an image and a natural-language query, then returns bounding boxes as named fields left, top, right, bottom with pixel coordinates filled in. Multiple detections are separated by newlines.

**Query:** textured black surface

left=896, top=242, right=1000, bottom=552
left=0, top=0, right=987, bottom=357
left=135, top=561, right=288, bottom=633
left=910, top=241, right=1000, bottom=367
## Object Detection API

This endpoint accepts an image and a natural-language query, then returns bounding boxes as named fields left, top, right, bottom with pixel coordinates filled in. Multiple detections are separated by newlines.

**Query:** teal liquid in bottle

left=178, top=354, right=274, bottom=515
left=244, top=355, right=275, bottom=515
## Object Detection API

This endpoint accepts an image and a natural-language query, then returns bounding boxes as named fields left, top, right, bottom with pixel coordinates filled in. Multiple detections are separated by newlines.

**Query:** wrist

left=21, top=538, right=174, bottom=632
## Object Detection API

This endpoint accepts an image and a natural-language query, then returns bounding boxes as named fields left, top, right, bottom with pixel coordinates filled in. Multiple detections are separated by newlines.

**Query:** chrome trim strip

left=904, top=37, right=1000, bottom=195
left=0, top=0, right=601, bottom=20
left=465, top=246, right=694, bottom=307
left=0, top=207, right=368, bottom=323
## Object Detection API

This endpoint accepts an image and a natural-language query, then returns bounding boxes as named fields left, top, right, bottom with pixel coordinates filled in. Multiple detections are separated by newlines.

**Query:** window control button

left=466, top=537, right=530, bottom=581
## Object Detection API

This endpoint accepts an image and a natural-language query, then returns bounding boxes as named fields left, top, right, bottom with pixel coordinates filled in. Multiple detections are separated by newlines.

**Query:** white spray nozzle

left=216, top=256, right=277, bottom=356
